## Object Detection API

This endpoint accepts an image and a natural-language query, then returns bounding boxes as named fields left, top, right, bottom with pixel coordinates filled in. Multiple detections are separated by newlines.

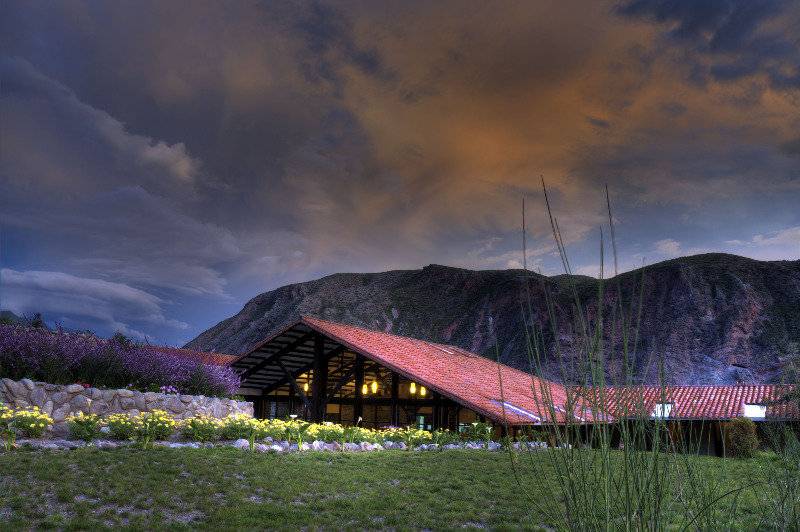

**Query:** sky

left=1, top=0, right=799, bottom=346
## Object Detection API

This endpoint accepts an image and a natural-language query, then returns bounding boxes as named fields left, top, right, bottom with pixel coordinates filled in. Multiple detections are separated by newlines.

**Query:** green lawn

left=0, top=448, right=785, bottom=529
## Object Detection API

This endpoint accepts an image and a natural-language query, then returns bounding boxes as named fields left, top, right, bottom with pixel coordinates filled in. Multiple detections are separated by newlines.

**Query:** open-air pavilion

left=230, top=316, right=576, bottom=432
left=228, top=316, right=798, bottom=449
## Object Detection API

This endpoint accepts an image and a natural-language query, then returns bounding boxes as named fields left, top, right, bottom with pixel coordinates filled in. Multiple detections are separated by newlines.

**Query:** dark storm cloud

left=1, top=0, right=798, bottom=344
left=618, top=0, right=800, bottom=87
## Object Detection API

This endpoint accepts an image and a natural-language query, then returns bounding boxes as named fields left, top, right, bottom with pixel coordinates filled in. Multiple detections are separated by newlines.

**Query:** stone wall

left=0, top=378, right=253, bottom=436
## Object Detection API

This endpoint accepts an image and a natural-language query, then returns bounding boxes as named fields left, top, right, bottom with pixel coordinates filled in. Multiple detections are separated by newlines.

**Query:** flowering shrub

left=382, top=426, right=433, bottom=448
left=0, top=324, right=239, bottom=397
left=220, top=414, right=266, bottom=450
left=67, top=412, right=102, bottom=442
left=0, top=404, right=14, bottom=451
left=182, top=416, right=221, bottom=442
left=105, top=414, right=137, bottom=441
left=463, top=421, right=494, bottom=447
left=133, top=410, right=176, bottom=448
left=11, top=406, right=53, bottom=438
left=431, top=429, right=460, bottom=446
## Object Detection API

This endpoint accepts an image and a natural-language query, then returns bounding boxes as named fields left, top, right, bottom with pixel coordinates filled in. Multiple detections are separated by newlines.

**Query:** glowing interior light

left=420, top=386, right=427, bottom=397
left=361, top=383, right=368, bottom=395
left=371, top=381, right=378, bottom=394
left=303, top=382, right=309, bottom=393
left=409, top=382, right=417, bottom=394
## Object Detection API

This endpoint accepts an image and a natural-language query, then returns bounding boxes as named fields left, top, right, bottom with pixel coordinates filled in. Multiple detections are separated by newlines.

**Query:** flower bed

left=0, top=325, right=239, bottom=397
left=0, top=405, right=546, bottom=453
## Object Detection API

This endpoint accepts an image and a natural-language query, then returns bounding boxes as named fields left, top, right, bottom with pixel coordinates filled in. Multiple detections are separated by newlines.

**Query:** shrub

left=382, top=426, right=432, bottom=448
left=0, top=404, right=14, bottom=450
left=133, top=410, right=176, bottom=448
left=0, top=324, right=240, bottom=397
left=220, top=414, right=262, bottom=440
left=182, top=416, right=221, bottom=442
left=12, top=407, right=52, bottom=438
left=105, top=414, right=137, bottom=441
left=432, top=429, right=460, bottom=446
left=725, top=417, right=760, bottom=459
left=261, top=419, right=290, bottom=441
left=312, top=421, right=345, bottom=443
left=67, top=412, right=102, bottom=442
left=463, top=421, right=493, bottom=447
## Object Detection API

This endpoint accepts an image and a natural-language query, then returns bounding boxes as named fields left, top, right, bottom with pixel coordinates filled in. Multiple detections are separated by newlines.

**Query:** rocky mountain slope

left=186, top=254, right=800, bottom=385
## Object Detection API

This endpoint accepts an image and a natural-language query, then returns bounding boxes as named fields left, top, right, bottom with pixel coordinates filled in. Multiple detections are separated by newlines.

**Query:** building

left=228, top=316, right=798, bottom=443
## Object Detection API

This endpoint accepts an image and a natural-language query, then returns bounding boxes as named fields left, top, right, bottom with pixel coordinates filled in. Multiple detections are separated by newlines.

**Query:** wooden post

left=354, top=355, right=364, bottom=424
left=391, top=372, right=399, bottom=426
left=311, top=334, right=328, bottom=422
left=432, top=392, right=441, bottom=429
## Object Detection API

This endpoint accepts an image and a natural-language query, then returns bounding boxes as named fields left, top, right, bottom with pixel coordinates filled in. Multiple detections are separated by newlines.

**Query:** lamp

left=371, top=381, right=378, bottom=394
left=361, top=383, right=368, bottom=395
left=420, top=386, right=427, bottom=397
left=410, top=382, right=416, bottom=394
left=303, top=382, right=309, bottom=393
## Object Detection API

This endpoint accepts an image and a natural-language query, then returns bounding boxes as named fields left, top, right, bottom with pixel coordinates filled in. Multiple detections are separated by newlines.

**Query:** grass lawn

left=0, top=448, right=781, bottom=529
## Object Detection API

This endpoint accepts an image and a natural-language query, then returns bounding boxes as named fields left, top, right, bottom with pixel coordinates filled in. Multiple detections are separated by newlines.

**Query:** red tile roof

left=596, top=384, right=798, bottom=420
left=152, top=346, right=237, bottom=367
left=301, top=316, right=591, bottom=425
left=232, top=316, right=798, bottom=424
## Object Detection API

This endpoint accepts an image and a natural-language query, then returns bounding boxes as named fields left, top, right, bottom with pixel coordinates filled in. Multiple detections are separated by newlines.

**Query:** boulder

left=102, top=390, right=117, bottom=402
left=119, top=398, right=136, bottom=410
left=166, top=396, right=185, bottom=413
left=65, top=384, right=84, bottom=394
left=143, top=392, right=159, bottom=402
left=30, top=387, right=47, bottom=408
left=52, top=404, right=72, bottom=422
left=42, top=400, right=54, bottom=416
left=133, top=392, right=146, bottom=411
left=20, top=378, right=35, bottom=391
left=70, top=395, right=92, bottom=411
left=117, top=389, right=134, bottom=398
left=90, top=401, right=109, bottom=415
left=232, top=439, right=250, bottom=450
left=51, top=392, right=69, bottom=405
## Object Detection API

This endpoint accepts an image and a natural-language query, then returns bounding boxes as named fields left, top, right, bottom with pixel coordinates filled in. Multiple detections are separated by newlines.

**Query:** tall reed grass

left=503, top=182, right=799, bottom=530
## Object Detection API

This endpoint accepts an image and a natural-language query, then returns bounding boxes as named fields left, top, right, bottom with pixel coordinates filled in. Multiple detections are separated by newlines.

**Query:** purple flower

left=0, top=325, right=240, bottom=397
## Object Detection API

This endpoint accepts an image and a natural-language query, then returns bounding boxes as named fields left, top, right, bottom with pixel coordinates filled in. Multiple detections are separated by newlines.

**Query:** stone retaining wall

left=0, top=378, right=253, bottom=435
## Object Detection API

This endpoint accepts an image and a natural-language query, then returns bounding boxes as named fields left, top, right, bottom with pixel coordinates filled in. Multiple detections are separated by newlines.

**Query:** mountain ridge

left=186, top=253, right=800, bottom=385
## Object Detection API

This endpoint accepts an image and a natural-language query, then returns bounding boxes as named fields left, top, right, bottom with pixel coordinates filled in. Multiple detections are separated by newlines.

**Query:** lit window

left=652, top=403, right=673, bottom=419
left=742, top=404, right=766, bottom=419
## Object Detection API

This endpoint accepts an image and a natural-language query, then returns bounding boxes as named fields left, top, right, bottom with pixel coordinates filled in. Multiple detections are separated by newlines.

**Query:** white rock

left=254, top=443, right=268, bottom=453
left=52, top=404, right=71, bottom=422
left=269, top=444, right=284, bottom=453
left=311, top=440, right=326, bottom=451
left=233, top=439, right=251, bottom=450
left=343, top=442, right=360, bottom=452
left=324, top=442, right=341, bottom=452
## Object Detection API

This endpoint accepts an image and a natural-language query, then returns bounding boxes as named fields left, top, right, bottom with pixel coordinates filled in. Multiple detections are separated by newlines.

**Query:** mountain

left=186, top=253, right=800, bottom=385
left=0, top=311, right=38, bottom=327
